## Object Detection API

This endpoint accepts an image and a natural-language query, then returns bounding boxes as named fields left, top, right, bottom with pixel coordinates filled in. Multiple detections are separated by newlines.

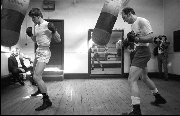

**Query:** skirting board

left=1, top=73, right=180, bottom=89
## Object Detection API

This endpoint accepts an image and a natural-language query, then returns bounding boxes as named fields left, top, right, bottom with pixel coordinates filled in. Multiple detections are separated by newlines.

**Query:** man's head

left=158, top=35, right=167, bottom=42
left=28, top=8, right=43, bottom=25
left=161, top=35, right=167, bottom=42
left=121, top=7, right=136, bottom=24
left=11, top=48, right=20, bottom=57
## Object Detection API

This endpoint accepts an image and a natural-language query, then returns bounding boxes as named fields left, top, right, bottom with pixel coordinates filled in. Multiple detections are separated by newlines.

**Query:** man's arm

left=52, top=31, right=61, bottom=43
left=136, top=32, right=154, bottom=43
left=20, top=58, right=27, bottom=71
left=48, top=22, right=61, bottom=43
left=135, top=19, right=154, bottom=43
left=8, top=57, right=17, bottom=72
left=26, top=27, right=36, bottom=43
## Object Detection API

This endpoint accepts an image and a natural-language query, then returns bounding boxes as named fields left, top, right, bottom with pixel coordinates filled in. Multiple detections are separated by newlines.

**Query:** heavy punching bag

left=1, top=0, right=30, bottom=47
left=92, top=0, right=129, bottom=46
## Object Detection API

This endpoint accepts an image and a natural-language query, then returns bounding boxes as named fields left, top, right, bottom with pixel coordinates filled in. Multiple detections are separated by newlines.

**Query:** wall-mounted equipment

left=43, top=0, right=55, bottom=10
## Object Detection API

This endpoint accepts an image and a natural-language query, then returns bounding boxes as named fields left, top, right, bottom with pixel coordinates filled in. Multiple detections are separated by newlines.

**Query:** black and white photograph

left=1, top=0, right=180, bottom=115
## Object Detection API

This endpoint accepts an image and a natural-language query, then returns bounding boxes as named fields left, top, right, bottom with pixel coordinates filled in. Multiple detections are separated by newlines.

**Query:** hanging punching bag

left=92, top=0, right=129, bottom=46
left=1, top=0, right=30, bottom=47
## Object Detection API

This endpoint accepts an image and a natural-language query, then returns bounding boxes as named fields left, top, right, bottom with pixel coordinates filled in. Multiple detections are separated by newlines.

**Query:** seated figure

left=8, top=48, right=26, bottom=85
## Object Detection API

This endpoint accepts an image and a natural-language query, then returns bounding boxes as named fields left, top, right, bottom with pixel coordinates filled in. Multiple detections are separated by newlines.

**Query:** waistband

left=136, top=46, right=149, bottom=48
left=38, top=46, right=50, bottom=48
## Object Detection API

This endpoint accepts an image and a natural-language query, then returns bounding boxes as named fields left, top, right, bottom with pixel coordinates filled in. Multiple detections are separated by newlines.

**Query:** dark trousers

left=11, top=68, right=24, bottom=82
left=157, top=54, right=168, bottom=79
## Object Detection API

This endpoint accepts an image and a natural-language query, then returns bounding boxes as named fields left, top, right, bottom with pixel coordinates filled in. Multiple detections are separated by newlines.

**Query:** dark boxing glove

left=48, top=22, right=56, bottom=34
left=127, top=31, right=136, bottom=42
left=26, top=27, right=33, bottom=37
left=129, top=42, right=135, bottom=50
left=122, top=38, right=130, bottom=48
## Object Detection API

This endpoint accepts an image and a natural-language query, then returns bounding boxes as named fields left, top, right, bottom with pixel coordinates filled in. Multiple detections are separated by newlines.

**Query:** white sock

left=151, top=88, right=158, bottom=94
left=131, top=96, right=140, bottom=105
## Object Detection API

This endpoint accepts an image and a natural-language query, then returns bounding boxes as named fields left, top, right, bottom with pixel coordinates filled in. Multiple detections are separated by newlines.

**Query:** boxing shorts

left=131, top=46, right=151, bottom=69
left=35, top=47, right=51, bottom=63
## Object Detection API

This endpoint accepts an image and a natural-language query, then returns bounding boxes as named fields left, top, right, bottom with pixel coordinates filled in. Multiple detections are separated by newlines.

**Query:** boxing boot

left=122, top=104, right=142, bottom=115
left=151, top=93, right=167, bottom=106
left=35, top=95, right=52, bottom=111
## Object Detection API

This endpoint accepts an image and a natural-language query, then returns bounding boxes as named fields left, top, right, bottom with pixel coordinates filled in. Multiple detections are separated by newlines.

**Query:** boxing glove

left=127, top=31, right=136, bottom=42
left=48, top=22, right=56, bottom=34
left=122, top=38, right=130, bottom=48
left=92, top=0, right=123, bottom=46
left=26, top=27, right=33, bottom=37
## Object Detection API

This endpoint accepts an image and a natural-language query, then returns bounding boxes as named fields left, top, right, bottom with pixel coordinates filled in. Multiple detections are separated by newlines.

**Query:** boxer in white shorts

left=26, top=8, right=61, bottom=111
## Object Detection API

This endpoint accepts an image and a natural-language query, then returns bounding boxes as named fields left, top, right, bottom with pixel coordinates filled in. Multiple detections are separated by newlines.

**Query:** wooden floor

left=1, top=77, right=180, bottom=115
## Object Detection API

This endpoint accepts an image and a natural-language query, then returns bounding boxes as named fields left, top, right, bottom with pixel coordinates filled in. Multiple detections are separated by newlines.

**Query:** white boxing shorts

left=35, top=47, right=51, bottom=63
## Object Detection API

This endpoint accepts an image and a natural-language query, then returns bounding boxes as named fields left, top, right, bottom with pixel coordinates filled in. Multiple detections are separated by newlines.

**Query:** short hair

left=122, top=7, right=136, bottom=15
left=11, top=47, right=20, bottom=55
left=28, top=8, right=43, bottom=18
left=161, top=35, right=167, bottom=41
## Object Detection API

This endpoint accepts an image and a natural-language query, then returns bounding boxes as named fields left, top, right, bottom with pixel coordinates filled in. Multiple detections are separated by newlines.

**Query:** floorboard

left=1, top=78, right=180, bottom=115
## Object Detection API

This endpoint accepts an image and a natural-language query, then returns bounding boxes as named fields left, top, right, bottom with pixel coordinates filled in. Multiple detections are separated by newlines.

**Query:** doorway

left=88, top=29, right=124, bottom=77
left=34, top=19, right=64, bottom=73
